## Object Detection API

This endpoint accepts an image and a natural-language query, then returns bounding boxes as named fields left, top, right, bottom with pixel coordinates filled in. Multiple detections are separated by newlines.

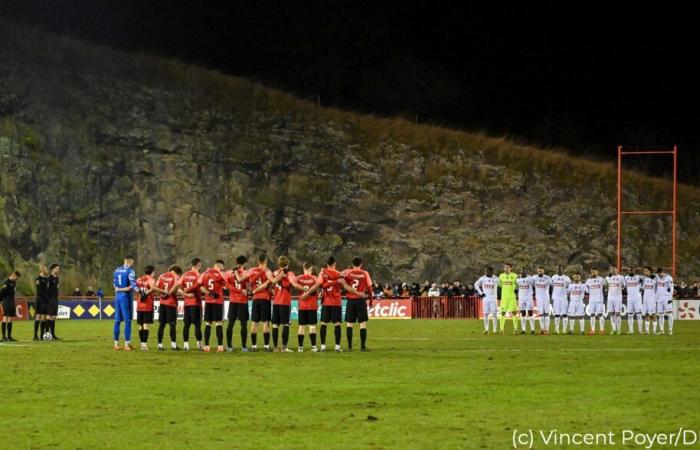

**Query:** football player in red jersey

left=247, top=254, right=276, bottom=351
left=135, top=265, right=157, bottom=351
left=153, top=265, right=183, bottom=351
left=225, top=255, right=252, bottom=352
left=199, top=259, right=227, bottom=352
left=270, top=256, right=309, bottom=352
left=343, top=257, right=374, bottom=351
left=295, top=263, right=320, bottom=352
left=303, top=256, right=364, bottom=352
left=180, top=258, right=203, bottom=351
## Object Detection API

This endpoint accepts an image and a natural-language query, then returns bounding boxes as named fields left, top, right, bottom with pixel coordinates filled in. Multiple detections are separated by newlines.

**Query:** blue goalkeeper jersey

left=113, top=265, right=137, bottom=300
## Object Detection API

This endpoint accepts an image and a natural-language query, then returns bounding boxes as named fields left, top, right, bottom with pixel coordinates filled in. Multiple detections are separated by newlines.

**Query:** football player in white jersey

left=516, top=268, right=536, bottom=334
left=551, top=265, right=571, bottom=334
left=641, top=266, right=658, bottom=334
left=566, top=273, right=588, bottom=334
left=655, top=267, right=674, bottom=335
left=533, top=266, right=553, bottom=334
left=585, top=267, right=607, bottom=334
left=624, top=267, right=644, bottom=334
left=605, top=266, right=626, bottom=334
left=475, top=266, right=500, bottom=334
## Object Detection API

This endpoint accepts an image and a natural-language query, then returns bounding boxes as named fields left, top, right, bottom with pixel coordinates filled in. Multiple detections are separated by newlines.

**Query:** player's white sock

left=657, top=315, right=664, bottom=332
left=521, top=316, right=527, bottom=332
left=562, top=317, right=568, bottom=332
left=171, top=342, right=177, bottom=349
left=264, top=344, right=269, bottom=349
left=637, top=315, right=643, bottom=333
left=554, top=317, right=560, bottom=333
left=197, top=341, right=202, bottom=349
left=158, top=343, right=164, bottom=349
left=652, top=318, right=658, bottom=333
left=667, top=314, right=673, bottom=333
left=483, top=315, right=489, bottom=331
left=579, top=319, right=585, bottom=332
left=491, top=315, right=498, bottom=332
left=183, top=342, right=190, bottom=350
left=141, top=341, right=147, bottom=348
left=545, top=316, right=551, bottom=332
left=114, top=340, right=119, bottom=346
left=645, top=319, right=650, bottom=333
left=590, top=317, right=596, bottom=331
left=539, top=316, right=546, bottom=332
left=334, top=344, right=340, bottom=350
left=599, top=316, right=605, bottom=331
left=617, top=315, right=623, bottom=331
left=628, top=315, right=634, bottom=333
left=529, top=316, right=535, bottom=332
left=321, top=344, right=326, bottom=350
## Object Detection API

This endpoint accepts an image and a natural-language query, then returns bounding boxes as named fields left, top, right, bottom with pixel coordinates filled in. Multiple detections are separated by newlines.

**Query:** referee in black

left=1, top=271, right=21, bottom=342
left=34, top=264, right=50, bottom=340
left=47, top=263, right=61, bottom=339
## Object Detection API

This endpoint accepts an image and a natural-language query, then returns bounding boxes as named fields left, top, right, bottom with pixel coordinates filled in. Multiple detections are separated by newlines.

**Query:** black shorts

left=298, top=309, right=318, bottom=326
left=227, top=302, right=249, bottom=322
left=251, top=299, right=271, bottom=323
left=272, top=304, right=291, bottom=325
left=35, top=299, right=48, bottom=315
left=204, top=303, right=224, bottom=322
left=158, top=304, right=178, bottom=323
left=46, top=298, right=59, bottom=316
left=137, top=311, right=154, bottom=325
left=320, top=305, right=342, bottom=324
left=183, top=305, right=202, bottom=325
left=345, top=299, right=369, bottom=323
left=2, top=300, right=16, bottom=318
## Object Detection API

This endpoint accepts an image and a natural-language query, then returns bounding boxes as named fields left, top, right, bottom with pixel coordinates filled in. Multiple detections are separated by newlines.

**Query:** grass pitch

left=1, top=319, right=698, bottom=449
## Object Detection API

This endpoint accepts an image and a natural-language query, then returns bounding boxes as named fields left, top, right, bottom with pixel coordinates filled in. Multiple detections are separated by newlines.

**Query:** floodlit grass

left=1, top=319, right=698, bottom=449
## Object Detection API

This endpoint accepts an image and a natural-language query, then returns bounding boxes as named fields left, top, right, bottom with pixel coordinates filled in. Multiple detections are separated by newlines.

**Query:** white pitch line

left=0, top=343, right=30, bottom=347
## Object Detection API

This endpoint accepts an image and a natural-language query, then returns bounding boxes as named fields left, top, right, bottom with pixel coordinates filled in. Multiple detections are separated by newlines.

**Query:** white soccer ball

left=43, top=332, right=53, bottom=341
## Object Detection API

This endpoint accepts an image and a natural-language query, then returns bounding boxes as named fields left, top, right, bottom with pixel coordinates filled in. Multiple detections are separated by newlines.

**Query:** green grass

left=1, top=320, right=698, bottom=449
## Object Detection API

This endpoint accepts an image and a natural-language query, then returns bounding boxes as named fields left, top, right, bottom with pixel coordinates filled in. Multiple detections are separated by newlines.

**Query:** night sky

left=2, top=1, right=698, bottom=183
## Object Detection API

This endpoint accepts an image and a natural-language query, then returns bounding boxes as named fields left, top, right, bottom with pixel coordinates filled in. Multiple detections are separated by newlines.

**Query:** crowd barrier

left=3, top=297, right=413, bottom=321
left=2, top=296, right=695, bottom=321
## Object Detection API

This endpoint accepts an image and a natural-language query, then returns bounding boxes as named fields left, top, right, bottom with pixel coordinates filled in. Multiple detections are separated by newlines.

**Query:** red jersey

left=156, top=272, right=180, bottom=307
left=248, top=267, right=273, bottom=300
left=136, top=274, right=155, bottom=312
left=273, top=270, right=296, bottom=306
left=344, top=268, right=373, bottom=300
left=296, top=273, right=318, bottom=311
left=179, top=269, right=201, bottom=307
left=200, top=268, right=226, bottom=304
left=317, top=268, right=342, bottom=306
left=225, top=267, right=249, bottom=304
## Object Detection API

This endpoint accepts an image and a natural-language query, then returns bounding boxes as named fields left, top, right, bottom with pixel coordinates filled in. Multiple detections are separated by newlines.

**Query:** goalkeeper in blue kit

left=113, top=254, right=138, bottom=350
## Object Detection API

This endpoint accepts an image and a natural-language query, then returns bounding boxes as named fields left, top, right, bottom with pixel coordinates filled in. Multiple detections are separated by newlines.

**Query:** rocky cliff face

left=1, top=21, right=699, bottom=293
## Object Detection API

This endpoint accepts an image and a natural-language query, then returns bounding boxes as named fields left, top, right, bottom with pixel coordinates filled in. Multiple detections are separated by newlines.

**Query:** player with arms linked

left=343, top=257, right=372, bottom=352
left=113, top=255, right=137, bottom=350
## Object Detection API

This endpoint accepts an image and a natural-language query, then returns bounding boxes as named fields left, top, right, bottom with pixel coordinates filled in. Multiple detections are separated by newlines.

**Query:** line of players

left=474, top=263, right=675, bottom=335
left=112, top=254, right=374, bottom=352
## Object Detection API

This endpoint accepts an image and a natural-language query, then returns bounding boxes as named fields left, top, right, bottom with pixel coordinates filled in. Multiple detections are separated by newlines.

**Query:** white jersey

left=606, top=275, right=626, bottom=300
left=655, top=274, right=674, bottom=300
left=566, top=282, right=588, bottom=302
left=533, top=274, right=552, bottom=303
left=516, top=276, right=534, bottom=300
left=642, top=276, right=657, bottom=302
left=475, top=275, right=499, bottom=302
left=551, top=274, right=571, bottom=301
left=585, top=276, right=606, bottom=303
left=624, top=275, right=643, bottom=302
